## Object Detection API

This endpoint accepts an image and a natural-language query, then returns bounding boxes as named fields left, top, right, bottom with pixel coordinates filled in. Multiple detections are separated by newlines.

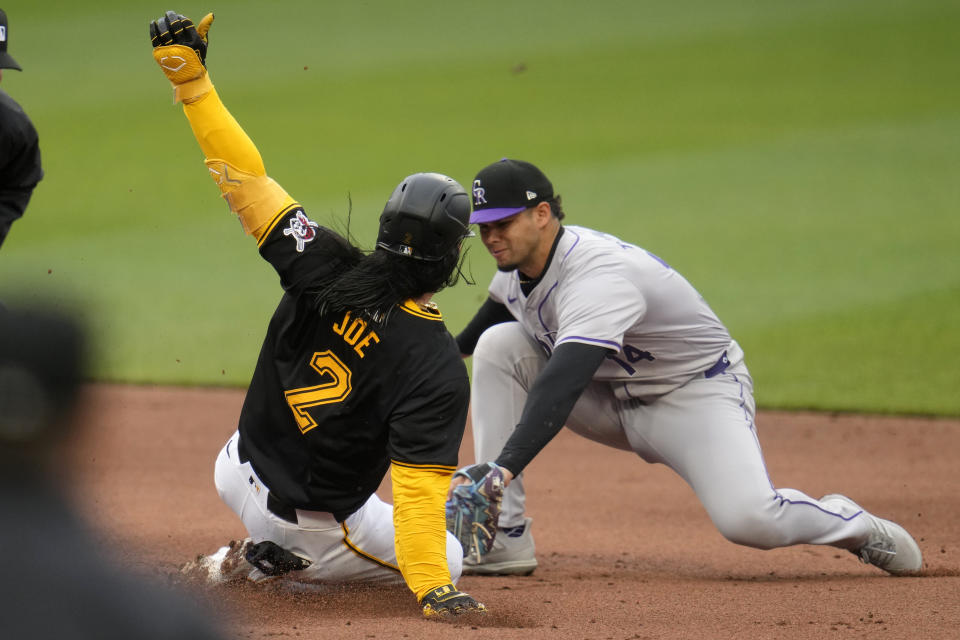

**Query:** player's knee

left=473, top=322, right=528, bottom=360
left=710, top=503, right=785, bottom=550
left=446, top=532, right=464, bottom=583
left=473, top=322, right=545, bottom=376
left=213, top=443, right=232, bottom=501
left=473, top=322, right=546, bottom=387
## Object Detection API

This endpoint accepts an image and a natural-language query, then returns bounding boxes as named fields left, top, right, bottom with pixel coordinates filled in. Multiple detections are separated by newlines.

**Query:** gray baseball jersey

left=487, top=225, right=731, bottom=402
left=468, top=225, right=915, bottom=577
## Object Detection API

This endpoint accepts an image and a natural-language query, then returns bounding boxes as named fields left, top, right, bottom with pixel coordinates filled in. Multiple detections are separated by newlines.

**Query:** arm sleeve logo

left=283, top=211, right=320, bottom=252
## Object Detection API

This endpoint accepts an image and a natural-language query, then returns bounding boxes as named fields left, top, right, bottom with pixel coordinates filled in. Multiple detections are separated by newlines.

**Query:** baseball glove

left=420, top=583, right=486, bottom=618
left=445, top=462, right=505, bottom=561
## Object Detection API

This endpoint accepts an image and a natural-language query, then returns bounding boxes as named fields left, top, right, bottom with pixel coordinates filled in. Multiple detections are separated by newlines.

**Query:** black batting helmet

left=376, top=173, right=473, bottom=261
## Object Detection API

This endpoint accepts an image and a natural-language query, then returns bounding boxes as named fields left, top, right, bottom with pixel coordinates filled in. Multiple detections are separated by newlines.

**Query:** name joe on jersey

left=332, top=311, right=380, bottom=358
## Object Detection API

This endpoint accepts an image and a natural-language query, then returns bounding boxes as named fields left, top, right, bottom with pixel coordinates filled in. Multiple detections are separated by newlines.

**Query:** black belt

left=236, top=437, right=299, bottom=524
left=704, top=351, right=731, bottom=378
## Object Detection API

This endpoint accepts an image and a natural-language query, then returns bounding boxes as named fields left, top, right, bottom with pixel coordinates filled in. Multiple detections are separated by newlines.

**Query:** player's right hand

left=420, top=584, right=486, bottom=619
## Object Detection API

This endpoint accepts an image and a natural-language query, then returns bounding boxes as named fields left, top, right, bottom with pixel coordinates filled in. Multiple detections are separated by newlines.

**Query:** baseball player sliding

left=148, top=11, right=484, bottom=618
left=452, top=158, right=922, bottom=577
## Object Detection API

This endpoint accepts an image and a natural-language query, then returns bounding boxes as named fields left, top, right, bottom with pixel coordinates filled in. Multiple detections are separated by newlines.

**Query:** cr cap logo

left=283, top=210, right=320, bottom=252
left=525, top=190, right=537, bottom=200
left=472, top=180, right=487, bottom=206
left=0, top=26, right=6, bottom=42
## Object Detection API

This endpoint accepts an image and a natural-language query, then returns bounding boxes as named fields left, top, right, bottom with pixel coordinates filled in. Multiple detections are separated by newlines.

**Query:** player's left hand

left=149, top=11, right=215, bottom=98
left=149, top=11, right=214, bottom=64
left=445, top=462, right=505, bottom=560
left=420, top=583, right=486, bottom=618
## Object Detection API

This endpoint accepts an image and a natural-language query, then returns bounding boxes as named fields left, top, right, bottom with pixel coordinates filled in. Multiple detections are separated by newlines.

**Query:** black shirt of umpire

left=0, top=87, right=43, bottom=247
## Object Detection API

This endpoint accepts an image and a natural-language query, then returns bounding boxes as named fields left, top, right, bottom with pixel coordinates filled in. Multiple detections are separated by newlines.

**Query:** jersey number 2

left=284, top=351, right=353, bottom=434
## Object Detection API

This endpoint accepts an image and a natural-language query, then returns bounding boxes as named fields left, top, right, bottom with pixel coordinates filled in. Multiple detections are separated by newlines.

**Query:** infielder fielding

left=452, top=158, right=922, bottom=577
left=149, top=11, right=483, bottom=618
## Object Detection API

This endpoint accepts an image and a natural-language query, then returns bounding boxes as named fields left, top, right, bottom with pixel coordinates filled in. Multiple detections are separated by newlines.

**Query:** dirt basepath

left=65, top=384, right=959, bottom=639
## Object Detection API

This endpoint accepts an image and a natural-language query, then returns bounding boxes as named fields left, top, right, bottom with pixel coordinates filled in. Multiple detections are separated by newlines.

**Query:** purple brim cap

left=469, top=206, right=527, bottom=224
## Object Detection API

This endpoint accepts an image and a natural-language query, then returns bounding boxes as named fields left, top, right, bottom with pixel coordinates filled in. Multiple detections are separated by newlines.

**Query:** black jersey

left=236, top=204, right=469, bottom=521
left=0, top=88, right=43, bottom=246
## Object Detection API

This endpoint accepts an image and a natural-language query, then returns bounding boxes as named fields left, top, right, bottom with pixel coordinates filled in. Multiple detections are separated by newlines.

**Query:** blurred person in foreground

left=0, top=306, right=227, bottom=639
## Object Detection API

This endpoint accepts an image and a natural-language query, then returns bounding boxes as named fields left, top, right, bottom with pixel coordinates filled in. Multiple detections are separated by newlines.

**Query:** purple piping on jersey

left=534, top=230, right=589, bottom=339
left=731, top=371, right=776, bottom=492
left=770, top=493, right=864, bottom=521
left=732, top=367, right=865, bottom=522
left=730, top=373, right=861, bottom=522
left=536, top=281, right=559, bottom=332
left=560, top=228, right=581, bottom=262
left=558, top=336, right=622, bottom=350
left=731, top=373, right=752, bottom=428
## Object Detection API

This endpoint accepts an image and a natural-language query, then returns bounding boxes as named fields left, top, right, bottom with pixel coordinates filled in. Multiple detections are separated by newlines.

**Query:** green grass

left=747, top=285, right=960, bottom=415
left=1, top=0, right=957, bottom=415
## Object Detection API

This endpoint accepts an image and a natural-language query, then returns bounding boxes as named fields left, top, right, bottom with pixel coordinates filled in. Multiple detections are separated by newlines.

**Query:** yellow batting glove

left=196, top=13, right=214, bottom=42
left=149, top=11, right=215, bottom=103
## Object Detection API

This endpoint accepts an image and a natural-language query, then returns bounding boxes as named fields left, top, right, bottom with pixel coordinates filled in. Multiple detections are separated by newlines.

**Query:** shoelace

left=858, top=518, right=896, bottom=568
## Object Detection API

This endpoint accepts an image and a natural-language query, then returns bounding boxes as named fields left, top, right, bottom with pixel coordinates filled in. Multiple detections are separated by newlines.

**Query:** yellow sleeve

left=391, top=461, right=456, bottom=602
left=180, top=88, right=296, bottom=240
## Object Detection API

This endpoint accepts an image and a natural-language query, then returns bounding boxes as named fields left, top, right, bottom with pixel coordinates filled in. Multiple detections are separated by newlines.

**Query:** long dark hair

left=310, top=239, right=471, bottom=322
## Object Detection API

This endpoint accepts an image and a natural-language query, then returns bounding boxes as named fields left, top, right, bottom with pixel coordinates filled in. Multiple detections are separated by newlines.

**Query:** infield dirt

left=65, top=385, right=959, bottom=639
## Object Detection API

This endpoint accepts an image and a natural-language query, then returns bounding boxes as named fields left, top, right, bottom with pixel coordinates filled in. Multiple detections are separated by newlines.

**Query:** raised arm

left=148, top=11, right=296, bottom=241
